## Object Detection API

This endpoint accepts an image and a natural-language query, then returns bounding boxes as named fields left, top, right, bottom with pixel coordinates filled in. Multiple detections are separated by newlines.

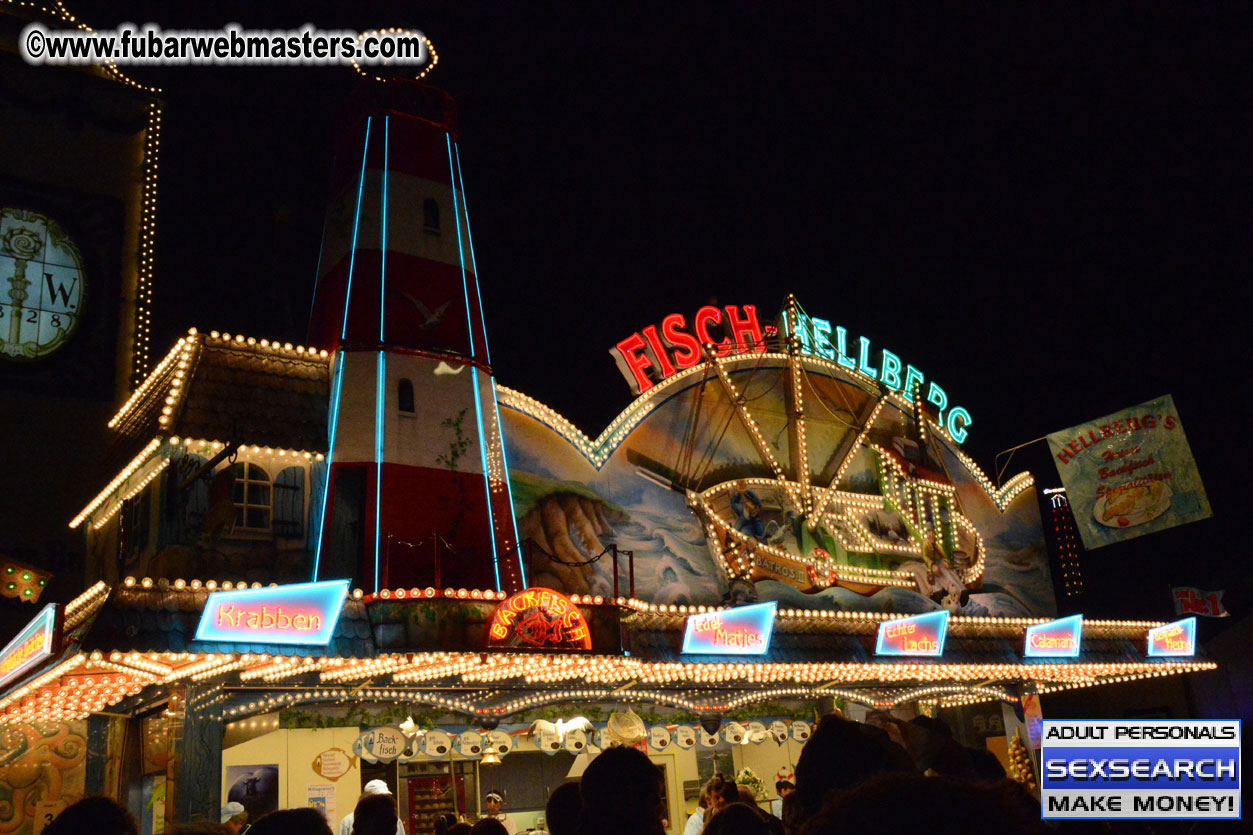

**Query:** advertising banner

left=1172, top=587, right=1229, bottom=618
left=1041, top=720, right=1240, bottom=819
left=1046, top=395, right=1211, bottom=550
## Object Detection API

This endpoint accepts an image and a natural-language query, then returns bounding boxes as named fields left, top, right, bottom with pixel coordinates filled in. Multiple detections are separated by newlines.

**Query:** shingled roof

left=108, top=330, right=332, bottom=453
left=82, top=585, right=373, bottom=658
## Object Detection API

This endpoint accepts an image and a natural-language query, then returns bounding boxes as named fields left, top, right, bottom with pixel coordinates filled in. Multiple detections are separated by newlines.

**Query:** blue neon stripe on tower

left=470, top=367, right=502, bottom=590
left=379, top=116, right=389, bottom=343
left=455, top=142, right=523, bottom=583
left=445, top=133, right=475, bottom=358
left=374, top=351, right=386, bottom=591
left=312, top=352, right=346, bottom=579
left=453, top=142, right=490, bottom=365
left=341, top=117, right=372, bottom=340
left=314, top=118, right=372, bottom=579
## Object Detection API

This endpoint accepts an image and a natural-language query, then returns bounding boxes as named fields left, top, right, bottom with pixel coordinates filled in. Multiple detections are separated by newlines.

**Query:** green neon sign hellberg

left=781, top=310, right=973, bottom=443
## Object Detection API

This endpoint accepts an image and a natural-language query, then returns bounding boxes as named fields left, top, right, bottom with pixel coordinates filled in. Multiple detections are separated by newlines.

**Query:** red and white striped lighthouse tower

left=308, top=78, right=523, bottom=593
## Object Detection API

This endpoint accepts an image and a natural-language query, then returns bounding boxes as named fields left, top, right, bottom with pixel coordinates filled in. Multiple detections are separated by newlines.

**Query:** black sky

left=65, top=2, right=1252, bottom=620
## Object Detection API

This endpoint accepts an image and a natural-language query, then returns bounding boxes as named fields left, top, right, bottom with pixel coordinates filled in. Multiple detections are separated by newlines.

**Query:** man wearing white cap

left=220, top=802, right=248, bottom=834
left=338, top=779, right=406, bottom=835
left=483, top=792, right=518, bottom=835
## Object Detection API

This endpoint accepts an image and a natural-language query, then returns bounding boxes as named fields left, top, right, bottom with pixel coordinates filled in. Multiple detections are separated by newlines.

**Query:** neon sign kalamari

left=1025, top=615, right=1084, bottom=658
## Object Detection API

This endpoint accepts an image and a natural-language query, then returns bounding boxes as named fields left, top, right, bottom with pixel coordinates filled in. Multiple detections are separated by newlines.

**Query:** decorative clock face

left=0, top=207, right=85, bottom=360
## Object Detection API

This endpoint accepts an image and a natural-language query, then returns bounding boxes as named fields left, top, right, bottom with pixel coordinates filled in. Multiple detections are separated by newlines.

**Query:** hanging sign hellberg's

left=1046, top=394, right=1211, bottom=550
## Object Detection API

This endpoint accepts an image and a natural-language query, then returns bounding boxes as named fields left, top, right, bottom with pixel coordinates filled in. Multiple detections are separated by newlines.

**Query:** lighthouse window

left=231, top=462, right=272, bottom=531
left=423, top=198, right=440, bottom=235
left=398, top=378, right=415, bottom=413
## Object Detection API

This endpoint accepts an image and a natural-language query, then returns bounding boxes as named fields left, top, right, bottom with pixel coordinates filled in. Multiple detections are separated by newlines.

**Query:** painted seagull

left=398, top=291, right=453, bottom=329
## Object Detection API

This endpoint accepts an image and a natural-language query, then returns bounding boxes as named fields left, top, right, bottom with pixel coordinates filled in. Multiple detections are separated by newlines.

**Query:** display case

left=401, top=760, right=477, bottom=833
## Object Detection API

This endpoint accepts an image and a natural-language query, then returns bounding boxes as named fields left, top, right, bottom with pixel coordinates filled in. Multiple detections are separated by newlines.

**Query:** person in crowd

left=248, top=808, right=334, bottom=835
left=445, top=825, right=472, bottom=835
left=171, top=824, right=231, bottom=834
left=576, top=745, right=666, bottom=835
left=798, top=772, right=1043, bottom=835
left=351, top=793, right=399, bottom=835
left=339, top=780, right=405, bottom=835
left=769, top=780, right=794, bottom=818
left=906, top=715, right=980, bottom=778
left=713, top=777, right=740, bottom=812
left=45, top=797, right=138, bottom=835
left=736, top=785, right=757, bottom=807
left=966, top=746, right=1008, bottom=780
left=790, top=714, right=915, bottom=829
left=683, top=783, right=712, bottom=835
left=470, top=821, right=508, bottom=835
left=545, top=780, right=581, bottom=835
left=220, top=801, right=249, bottom=834
left=701, top=802, right=781, bottom=835
left=482, top=792, right=518, bottom=835
left=434, top=814, right=459, bottom=835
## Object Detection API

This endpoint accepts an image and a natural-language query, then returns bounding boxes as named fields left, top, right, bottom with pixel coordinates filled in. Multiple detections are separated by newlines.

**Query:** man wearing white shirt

left=338, top=779, right=406, bottom=835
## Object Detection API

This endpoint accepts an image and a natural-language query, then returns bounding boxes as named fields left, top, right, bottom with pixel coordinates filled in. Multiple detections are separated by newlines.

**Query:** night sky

left=65, top=2, right=1251, bottom=623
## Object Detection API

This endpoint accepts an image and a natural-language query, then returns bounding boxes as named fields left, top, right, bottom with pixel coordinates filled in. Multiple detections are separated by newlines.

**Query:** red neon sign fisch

left=611, top=305, right=767, bottom=395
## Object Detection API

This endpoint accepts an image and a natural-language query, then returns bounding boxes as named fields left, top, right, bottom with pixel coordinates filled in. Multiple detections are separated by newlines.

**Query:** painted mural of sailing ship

left=499, top=295, right=1050, bottom=618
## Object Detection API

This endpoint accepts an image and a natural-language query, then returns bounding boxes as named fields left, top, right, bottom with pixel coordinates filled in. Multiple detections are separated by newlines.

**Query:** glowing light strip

left=453, top=142, right=489, bottom=365
left=380, top=115, right=389, bottom=342
left=446, top=133, right=474, bottom=357
left=313, top=352, right=347, bottom=578
left=109, top=338, right=186, bottom=429
left=451, top=141, right=520, bottom=581
left=172, top=438, right=324, bottom=460
left=63, top=582, right=110, bottom=628
left=374, top=351, right=386, bottom=592
left=92, top=458, right=169, bottom=529
left=341, top=117, right=372, bottom=340
left=3, top=654, right=1214, bottom=724
left=490, top=383, right=525, bottom=585
left=70, top=437, right=163, bottom=528
left=471, top=368, right=502, bottom=591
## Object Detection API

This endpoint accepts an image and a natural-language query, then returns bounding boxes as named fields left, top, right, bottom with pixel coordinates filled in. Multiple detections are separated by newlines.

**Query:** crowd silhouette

left=42, top=713, right=1251, bottom=835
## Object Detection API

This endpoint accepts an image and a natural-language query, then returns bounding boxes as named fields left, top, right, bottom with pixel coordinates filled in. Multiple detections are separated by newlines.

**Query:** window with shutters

left=273, top=466, right=306, bottom=539
left=231, top=462, right=272, bottom=531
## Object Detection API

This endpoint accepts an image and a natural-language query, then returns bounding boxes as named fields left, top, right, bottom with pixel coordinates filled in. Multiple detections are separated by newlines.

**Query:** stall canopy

left=0, top=580, right=1214, bottom=726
